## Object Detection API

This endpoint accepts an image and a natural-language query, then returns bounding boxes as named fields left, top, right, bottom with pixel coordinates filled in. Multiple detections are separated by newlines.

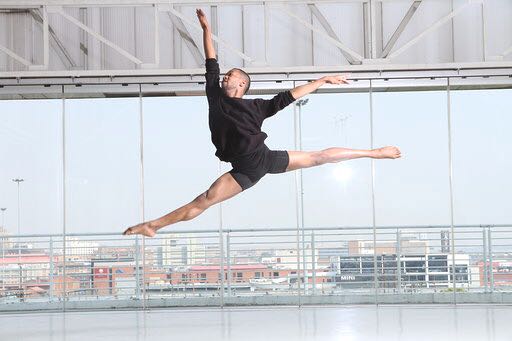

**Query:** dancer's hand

left=196, top=8, right=209, bottom=30
left=323, top=75, right=350, bottom=85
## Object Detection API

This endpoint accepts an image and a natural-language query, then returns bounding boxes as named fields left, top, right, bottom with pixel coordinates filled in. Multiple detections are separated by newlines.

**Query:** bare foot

left=372, top=146, right=401, bottom=159
left=123, top=222, right=157, bottom=237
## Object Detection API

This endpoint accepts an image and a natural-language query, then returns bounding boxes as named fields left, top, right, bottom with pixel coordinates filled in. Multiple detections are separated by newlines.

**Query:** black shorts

left=229, top=145, right=289, bottom=191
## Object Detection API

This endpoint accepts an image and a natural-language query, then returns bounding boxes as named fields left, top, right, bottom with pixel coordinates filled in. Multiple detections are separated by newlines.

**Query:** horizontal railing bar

left=7, top=224, right=512, bottom=238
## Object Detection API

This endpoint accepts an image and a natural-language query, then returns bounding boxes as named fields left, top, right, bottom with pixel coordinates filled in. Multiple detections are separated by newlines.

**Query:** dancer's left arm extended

left=290, top=75, right=349, bottom=100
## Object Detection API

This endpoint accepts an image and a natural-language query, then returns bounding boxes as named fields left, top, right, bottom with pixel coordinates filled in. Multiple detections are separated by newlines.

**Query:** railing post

left=135, top=236, right=141, bottom=300
left=483, top=227, right=488, bottom=292
left=1, top=235, right=3, bottom=296
left=219, top=231, right=225, bottom=307
left=311, top=231, right=316, bottom=296
left=488, top=227, right=494, bottom=292
left=226, top=232, right=231, bottom=297
left=396, top=229, right=401, bottom=294
left=49, top=237, right=54, bottom=301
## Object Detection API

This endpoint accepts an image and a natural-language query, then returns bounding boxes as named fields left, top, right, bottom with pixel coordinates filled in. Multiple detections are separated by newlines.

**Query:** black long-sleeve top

left=204, top=58, right=295, bottom=162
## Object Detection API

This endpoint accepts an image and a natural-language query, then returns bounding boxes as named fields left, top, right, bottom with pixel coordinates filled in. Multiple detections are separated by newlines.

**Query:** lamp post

left=12, top=179, right=24, bottom=237
left=12, top=179, right=24, bottom=299
left=294, top=98, right=309, bottom=295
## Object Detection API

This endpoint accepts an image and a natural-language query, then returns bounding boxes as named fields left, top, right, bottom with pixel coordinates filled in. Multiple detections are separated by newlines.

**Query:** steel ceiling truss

left=0, top=0, right=510, bottom=82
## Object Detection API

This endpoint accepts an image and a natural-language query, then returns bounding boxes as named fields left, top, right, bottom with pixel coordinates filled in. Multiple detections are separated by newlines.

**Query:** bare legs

left=123, top=146, right=401, bottom=237
left=286, top=146, right=401, bottom=172
left=123, top=172, right=242, bottom=237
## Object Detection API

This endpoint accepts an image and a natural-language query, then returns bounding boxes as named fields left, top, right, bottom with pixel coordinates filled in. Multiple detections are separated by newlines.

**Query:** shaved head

left=232, top=68, right=251, bottom=95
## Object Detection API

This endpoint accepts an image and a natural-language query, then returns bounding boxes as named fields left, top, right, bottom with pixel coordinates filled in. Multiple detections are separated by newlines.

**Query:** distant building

left=162, top=234, right=185, bottom=267
left=65, top=237, right=99, bottom=261
left=0, top=227, right=13, bottom=250
left=338, top=253, right=472, bottom=289
left=0, top=253, right=71, bottom=297
left=441, top=230, right=451, bottom=253
left=265, top=247, right=318, bottom=270
left=91, top=258, right=136, bottom=296
left=478, top=260, right=512, bottom=287
left=348, top=238, right=429, bottom=256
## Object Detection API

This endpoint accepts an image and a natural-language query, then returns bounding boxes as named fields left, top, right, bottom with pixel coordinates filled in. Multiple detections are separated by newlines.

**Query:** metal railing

left=1, top=224, right=511, bottom=311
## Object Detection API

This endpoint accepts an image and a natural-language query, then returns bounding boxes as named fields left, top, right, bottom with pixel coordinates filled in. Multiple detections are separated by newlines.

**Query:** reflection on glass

left=301, top=92, right=373, bottom=228
left=332, top=164, right=353, bottom=183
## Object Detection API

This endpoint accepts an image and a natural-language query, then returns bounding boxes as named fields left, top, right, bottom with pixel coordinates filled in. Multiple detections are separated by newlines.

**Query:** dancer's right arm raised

left=196, top=9, right=215, bottom=58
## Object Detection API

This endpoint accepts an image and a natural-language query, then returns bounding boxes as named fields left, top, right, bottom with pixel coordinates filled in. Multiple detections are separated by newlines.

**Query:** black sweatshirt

left=204, top=58, right=295, bottom=162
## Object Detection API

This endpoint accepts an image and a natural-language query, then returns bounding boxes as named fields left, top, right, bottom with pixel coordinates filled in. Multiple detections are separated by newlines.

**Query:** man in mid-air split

left=123, top=9, right=401, bottom=237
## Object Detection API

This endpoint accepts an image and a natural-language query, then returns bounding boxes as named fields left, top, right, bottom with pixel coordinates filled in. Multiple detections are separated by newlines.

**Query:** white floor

left=1, top=305, right=511, bottom=341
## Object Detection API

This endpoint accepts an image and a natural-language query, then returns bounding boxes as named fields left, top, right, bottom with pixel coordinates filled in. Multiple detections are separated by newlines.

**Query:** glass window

left=372, top=86, right=451, bottom=226
left=142, top=96, right=219, bottom=231
left=65, top=97, right=142, bottom=233
left=451, top=89, right=512, bottom=224
left=301, top=91, right=373, bottom=227
left=0, top=99, right=63, bottom=235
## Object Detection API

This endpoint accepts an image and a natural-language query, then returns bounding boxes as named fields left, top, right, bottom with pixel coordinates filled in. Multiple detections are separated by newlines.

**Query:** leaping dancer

left=123, top=9, right=401, bottom=237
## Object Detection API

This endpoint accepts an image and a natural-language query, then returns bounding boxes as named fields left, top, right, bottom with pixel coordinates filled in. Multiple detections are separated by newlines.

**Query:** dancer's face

left=222, top=69, right=246, bottom=95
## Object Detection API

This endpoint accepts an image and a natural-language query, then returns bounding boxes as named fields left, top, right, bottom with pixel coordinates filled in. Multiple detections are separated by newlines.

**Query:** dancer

left=123, top=9, right=401, bottom=237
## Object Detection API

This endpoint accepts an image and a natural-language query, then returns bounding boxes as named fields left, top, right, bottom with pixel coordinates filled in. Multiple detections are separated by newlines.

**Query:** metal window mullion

left=369, top=80, right=378, bottom=304
left=218, top=160, right=225, bottom=308
left=299, top=108, right=307, bottom=296
left=293, top=82, right=302, bottom=306
left=61, top=84, right=67, bottom=311
left=139, top=84, right=147, bottom=310
left=446, top=78, right=457, bottom=304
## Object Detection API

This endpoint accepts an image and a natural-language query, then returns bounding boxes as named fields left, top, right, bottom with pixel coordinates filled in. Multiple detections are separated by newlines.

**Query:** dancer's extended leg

left=123, top=172, right=242, bottom=237
left=286, top=146, right=401, bottom=172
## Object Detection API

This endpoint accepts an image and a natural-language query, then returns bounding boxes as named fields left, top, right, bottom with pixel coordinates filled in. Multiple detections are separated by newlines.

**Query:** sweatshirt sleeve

left=205, top=58, right=221, bottom=100
left=255, top=90, right=296, bottom=119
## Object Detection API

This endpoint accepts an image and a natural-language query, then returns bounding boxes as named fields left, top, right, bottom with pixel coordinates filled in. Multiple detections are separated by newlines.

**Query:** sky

left=0, top=87, right=511, bottom=236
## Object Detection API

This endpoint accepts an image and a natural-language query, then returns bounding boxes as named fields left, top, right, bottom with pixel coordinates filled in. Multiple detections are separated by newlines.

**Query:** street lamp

left=12, top=179, right=24, bottom=299
left=0, top=208, right=6, bottom=230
